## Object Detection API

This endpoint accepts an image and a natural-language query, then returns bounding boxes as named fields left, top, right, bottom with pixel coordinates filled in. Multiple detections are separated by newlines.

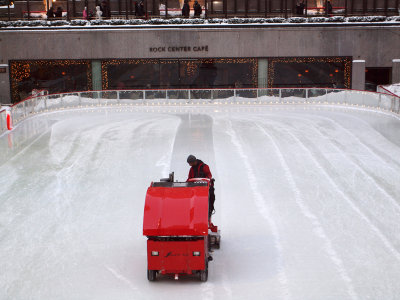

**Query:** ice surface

left=1, top=105, right=400, bottom=300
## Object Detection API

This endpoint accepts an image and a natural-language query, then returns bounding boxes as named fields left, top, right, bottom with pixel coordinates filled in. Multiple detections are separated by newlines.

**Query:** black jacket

left=182, top=3, right=190, bottom=17
left=194, top=3, right=202, bottom=16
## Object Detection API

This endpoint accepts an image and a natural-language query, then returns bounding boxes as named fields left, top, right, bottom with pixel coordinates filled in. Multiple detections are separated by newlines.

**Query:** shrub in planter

left=265, top=17, right=285, bottom=23
left=189, top=18, right=205, bottom=24
left=308, top=17, right=327, bottom=23
left=288, top=17, right=307, bottom=23
left=90, top=19, right=105, bottom=25
left=126, top=19, right=145, bottom=25
left=387, top=16, right=400, bottom=22
left=207, top=18, right=225, bottom=24
left=148, top=18, right=169, bottom=24
left=108, top=19, right=127, bottom=25
left=364, top=16, right=386, bottom=22
left=326, top=16, right=345, bottom=22
left=48, top=20, right=69, bottom=26
left=70, top=19, right=88, bottom=26
left=29, top=20, right=47, bottom=26
left=346, top=16, right=364, bottom=22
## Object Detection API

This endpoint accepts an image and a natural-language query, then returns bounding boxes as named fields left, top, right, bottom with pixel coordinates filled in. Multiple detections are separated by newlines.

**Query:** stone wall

left=1, top=24, right=399, bottom=102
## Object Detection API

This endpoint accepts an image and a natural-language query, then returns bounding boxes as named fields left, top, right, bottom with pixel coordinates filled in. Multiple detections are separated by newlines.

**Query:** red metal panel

left=143, top=183, right=209, bottom=236
left=147, top=239, right=206, bottom=274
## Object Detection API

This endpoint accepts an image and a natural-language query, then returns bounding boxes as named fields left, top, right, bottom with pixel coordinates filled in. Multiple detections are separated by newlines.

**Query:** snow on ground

left=0, top=105, right=400, bottom=300
left=385, top=83, right=400, bottom=96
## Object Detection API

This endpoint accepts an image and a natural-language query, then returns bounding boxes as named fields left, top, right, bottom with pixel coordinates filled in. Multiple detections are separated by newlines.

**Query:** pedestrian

left=55, top=7, right=63, bottom=18
left=134, top=1, right=139, bottom=16
left=326, top=0, right=333, bottom=15
left=182, top=0, right=190, bottom=18
left=46, top=6, right=55, bottom=19
left=101, top=0, right=111, bottom=19
left=296, top=0, right=305, bottom=15
left=186, top=155, right=215, bottom=218
left=83, top=6, right=88, bottom=19
left=96, top=5, right=103, bottom=19
left=138, top=0, right=145, bottom=17
left=83, top=6, right=93, bottom=20
left=193, top=0, right=202, bottom=17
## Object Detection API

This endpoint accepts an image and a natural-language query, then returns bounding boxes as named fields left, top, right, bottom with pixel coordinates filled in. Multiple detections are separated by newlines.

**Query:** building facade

left=1, top=24, right=400, bottom=103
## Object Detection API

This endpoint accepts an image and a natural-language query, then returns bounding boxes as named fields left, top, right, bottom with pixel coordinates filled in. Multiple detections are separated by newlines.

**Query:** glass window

left=268, top=57, right=352, bottom=89
left=102, top=58, right=258, bottom=91
left=102, top=59, right=160, bottom=90
left=10, top=60, right=92, bottom=103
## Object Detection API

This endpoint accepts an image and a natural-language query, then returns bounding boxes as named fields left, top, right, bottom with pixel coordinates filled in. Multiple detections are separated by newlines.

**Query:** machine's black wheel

left=147, top=269, right=157, bottom=281
left=200, top=260, right=208, bottom=282
left=215, top=236, right=221, bottom=249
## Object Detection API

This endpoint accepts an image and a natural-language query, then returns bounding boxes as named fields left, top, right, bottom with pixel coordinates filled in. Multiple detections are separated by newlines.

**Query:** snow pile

left=1, top=15, right=400, bottom=28
left=384, top=83, right=400, bottom=96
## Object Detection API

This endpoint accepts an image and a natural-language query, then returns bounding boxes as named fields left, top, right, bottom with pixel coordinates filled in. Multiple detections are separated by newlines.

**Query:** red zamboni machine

left=143, top=172, right=221, bottom=282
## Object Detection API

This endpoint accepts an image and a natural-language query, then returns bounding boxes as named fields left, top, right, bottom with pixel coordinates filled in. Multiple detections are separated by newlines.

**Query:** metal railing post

left=279, top=89, right=282, bottom=102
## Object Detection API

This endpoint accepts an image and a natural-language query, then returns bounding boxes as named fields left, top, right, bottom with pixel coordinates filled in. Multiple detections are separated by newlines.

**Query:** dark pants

left=209, top=185, right=215, bottom=219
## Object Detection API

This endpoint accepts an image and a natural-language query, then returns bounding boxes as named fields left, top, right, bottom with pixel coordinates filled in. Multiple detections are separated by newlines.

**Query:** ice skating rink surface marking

left=0, top=105, right=400, bottom=300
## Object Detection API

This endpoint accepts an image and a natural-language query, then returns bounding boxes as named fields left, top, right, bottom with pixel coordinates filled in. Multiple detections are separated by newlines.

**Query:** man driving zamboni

left=187, top=155, right=215, bottom=219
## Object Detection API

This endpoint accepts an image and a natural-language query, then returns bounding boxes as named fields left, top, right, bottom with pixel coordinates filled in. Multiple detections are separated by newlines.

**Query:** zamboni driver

left=187, top=155, right=215, bottom=219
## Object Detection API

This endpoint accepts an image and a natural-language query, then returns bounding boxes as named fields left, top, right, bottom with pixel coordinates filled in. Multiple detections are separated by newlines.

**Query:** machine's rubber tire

left=200, top=261, right=208, bottom=282
left=147, top=269, right=157, bottom=281
left=215, top=236, right=221, bottom=249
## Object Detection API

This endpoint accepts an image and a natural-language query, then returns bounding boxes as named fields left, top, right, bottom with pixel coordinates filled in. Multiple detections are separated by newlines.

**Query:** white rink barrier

left=2, top=88, right=400, bottom=133
left=0, top=109, right=7, bottom=134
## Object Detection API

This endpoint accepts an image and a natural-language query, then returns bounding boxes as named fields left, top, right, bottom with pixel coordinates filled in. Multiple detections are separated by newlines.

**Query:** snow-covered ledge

left=1, top=16, right=400, bottom=28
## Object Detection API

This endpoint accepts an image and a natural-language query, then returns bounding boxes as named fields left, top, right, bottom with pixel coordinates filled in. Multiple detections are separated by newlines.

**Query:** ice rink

left=1, top=105, right=400, bottom=300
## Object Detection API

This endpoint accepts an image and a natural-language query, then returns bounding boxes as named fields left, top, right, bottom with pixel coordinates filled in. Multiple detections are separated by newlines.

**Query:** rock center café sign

left=149, top=46, right=209, bottom=53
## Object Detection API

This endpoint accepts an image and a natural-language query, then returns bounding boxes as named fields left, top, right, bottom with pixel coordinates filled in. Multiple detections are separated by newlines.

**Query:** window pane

left=10, top=60, right=91, bottom=103
left=268, top=57, right=351, bottom=89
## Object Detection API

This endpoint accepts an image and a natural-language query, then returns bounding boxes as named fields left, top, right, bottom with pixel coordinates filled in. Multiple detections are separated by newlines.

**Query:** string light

left=10, top=60, right=92, bottom=103
left=267, top=57, right=352, bottom=89
left=102, top=58, right=258, bottom=90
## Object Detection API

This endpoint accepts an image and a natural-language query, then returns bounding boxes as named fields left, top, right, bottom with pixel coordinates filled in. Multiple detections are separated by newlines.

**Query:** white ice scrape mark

left=220, top=270, right=233, bottom=300
left=225, top=121, right=292, bottom=300
left=105, top=266, right=138, bottom=292
left=314, top=115, right=400, bottom=213
left=201, top=281, right=215, bottom=300
left=255, top=123, right=359, bottom=300
left=155, top=119, right=180, bottom=176
left=264, top=119, right=400, bottom=263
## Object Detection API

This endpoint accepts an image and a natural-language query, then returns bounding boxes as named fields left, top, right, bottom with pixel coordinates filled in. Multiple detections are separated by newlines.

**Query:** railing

left=2, top=88, right=399, bottom=135
left=377, top=85, right=400, bottom=98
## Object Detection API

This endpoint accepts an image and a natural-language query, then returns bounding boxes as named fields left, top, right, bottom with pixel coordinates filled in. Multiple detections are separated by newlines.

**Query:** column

left=92, top=60, right=102, bottom=91
left=352, top=60, right=366, bottom=90
left=0, top=64, right=10, bottom=104
left=392, top=59, right=400, bottom=84
left=258, top=59, right=268, bottom=88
